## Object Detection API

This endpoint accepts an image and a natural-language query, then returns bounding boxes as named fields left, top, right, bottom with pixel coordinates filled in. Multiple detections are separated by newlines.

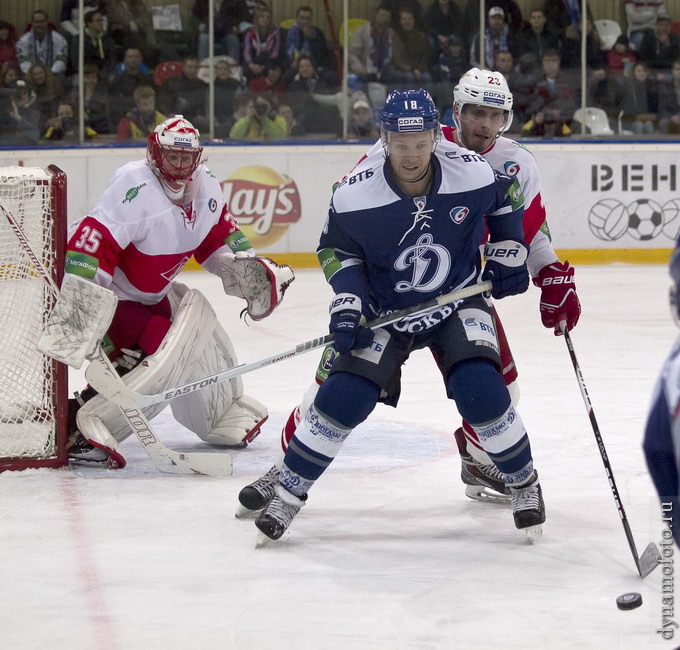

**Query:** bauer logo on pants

left=221, top=165, right=302, bottom=249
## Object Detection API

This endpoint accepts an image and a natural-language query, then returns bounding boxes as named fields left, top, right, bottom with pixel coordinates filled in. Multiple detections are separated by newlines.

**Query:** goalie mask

left=453, top=68, right=514, bottom=140
left=380, top=88, right=440, bottom=154
left=147, top=115, right=204, bottom=204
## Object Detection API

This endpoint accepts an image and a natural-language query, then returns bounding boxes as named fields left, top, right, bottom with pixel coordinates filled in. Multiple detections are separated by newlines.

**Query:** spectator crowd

left=1, top=0, right=680, bottom=144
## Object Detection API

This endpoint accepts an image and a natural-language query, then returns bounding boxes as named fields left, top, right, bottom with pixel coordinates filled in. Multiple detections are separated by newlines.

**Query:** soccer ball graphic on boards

left=626, top=198, right=664, bottom=241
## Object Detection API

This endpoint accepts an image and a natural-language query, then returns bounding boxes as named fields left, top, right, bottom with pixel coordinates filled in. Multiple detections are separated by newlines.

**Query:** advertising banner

left=1, top=141, right=677, bottom=264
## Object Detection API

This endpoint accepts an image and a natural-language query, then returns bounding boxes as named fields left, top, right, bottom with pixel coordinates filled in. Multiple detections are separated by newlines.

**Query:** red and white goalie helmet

left=147, top=115, right=204, bottom=201
left=453, top=67, right=514, bottom=137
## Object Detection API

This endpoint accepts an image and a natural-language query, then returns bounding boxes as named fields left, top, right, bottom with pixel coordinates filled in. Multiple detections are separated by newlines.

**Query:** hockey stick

left=92, top=347, right=232, bottom=476
left=86, top=281, right=493, bottom=410
left=1, top=200, right=232, bottom=477
left=561, top=322, right=661, bottom=578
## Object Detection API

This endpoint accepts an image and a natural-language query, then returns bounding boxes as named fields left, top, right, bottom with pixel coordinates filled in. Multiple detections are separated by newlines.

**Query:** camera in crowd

left=254, top=98, right=270, bottom=117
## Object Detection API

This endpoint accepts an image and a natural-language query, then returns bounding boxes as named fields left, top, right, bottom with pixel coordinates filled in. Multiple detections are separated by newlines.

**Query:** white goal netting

left=0, top=167, right=63, bottom=464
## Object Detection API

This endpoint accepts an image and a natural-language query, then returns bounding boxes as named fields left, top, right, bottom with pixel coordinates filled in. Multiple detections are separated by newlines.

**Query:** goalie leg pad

left=170, top=317, right=268, bottom=447
left=74, top=410, right=127, bottom=469
left=79, top=288, right=217, bottom=443
left=202, top=394, right=268, bottom=448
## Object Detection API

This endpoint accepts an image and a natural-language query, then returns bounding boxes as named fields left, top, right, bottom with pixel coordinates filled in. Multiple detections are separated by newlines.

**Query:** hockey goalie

left=38, top=115, right=294, bottom=468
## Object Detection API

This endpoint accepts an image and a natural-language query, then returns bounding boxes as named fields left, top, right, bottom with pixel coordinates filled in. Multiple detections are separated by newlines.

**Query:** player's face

left=161, top=149, right=197, bottom=180
left=386, top=131, right=434, bottom=181
left=458, top=104, right=506, bottom=152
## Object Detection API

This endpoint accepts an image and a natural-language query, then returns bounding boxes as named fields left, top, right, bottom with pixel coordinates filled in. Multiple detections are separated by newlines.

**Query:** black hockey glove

left=482, top=239, right=530, bottom=299
left=329, top=293, right=374, bottom=354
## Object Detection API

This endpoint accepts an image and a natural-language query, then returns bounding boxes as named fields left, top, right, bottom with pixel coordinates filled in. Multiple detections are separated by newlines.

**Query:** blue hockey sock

left=471, top=406, right=535, bottom=486
left=279, top=404, right=353, bottom=497
left=447, top=358, right=510, bottom=423
left=448, top=359, right=534, bottom=485
left=314, top=372, right=380, bottom=429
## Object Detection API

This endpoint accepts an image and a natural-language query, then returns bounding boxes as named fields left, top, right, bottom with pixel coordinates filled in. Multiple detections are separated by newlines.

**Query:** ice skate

left=454, top=428, right=511, bottom=503
left=67, top=433, right=110, bottom=465
left=254, top=484, right=307, bottom=542
left=236, top=465, right=280, bottom=517
left=509, top=472, right=545, bottom=540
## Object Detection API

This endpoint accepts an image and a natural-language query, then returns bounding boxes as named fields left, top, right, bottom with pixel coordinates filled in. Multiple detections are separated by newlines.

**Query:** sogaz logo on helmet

left=482, top=90, right=505, bottom=106
left=173, top=136, right=193, bottom=147
left=397, top=116, right=424, bottom=131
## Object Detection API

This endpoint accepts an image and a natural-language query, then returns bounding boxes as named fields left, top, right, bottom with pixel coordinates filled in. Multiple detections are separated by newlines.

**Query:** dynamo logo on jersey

left=482, top=91, right=506, bottom=106
left=398, top=117, right=424, bottom=132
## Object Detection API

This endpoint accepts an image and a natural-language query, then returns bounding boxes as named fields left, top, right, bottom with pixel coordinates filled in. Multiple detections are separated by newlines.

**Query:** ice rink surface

left=1, top=264, right=677, bottom=650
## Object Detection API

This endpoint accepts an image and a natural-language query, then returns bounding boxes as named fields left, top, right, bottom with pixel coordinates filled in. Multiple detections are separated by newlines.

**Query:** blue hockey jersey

left=644, top=336, right=680, bottom=542
left=317, top=137, right=525, bottom=314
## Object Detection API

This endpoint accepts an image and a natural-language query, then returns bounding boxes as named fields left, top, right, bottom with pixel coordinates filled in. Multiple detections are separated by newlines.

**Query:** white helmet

left=147, top=115, right=204, bottom=203
left=453, top=67, right=514, bottom=138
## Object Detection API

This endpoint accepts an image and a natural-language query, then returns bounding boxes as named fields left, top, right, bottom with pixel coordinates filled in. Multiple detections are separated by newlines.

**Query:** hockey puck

left=616, top=593, right=643, bottom=610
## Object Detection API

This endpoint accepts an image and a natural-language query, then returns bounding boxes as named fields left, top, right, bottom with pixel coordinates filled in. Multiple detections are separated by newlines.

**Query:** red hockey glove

left=532, top=261, right=581, bottom=335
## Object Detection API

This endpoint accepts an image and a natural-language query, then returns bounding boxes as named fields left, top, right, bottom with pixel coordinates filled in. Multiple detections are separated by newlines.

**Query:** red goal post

left=0, top=165, right=68, bottom=471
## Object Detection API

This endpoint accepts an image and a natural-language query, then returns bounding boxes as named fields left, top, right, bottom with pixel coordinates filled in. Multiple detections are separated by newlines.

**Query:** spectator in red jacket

left=248, top=60, right=286, bottom=105
left=607, top=34, right=637, bottom=77
left=0, top=20, right=17, bottom=67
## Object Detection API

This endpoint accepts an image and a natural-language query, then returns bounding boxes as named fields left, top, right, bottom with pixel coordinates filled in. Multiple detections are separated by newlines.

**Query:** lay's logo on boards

left=397, top=117, right=424, bottom=132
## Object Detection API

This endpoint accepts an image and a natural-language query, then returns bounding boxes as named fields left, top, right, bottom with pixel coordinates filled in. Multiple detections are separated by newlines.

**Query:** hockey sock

left=448, top=360, right=534, bottom=485
left=447, top=358, right=510, bottom=423
left=471, top=406, right=535, bottom=486
left=279, top=404, right=353, bottom=497
left=314, top=372, right=380, bottom=429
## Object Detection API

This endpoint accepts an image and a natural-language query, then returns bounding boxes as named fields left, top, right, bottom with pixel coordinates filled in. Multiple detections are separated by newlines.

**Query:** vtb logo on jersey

left=449, top=206, right=469, bottom=224
left=394, top=233, right=451, bottom=293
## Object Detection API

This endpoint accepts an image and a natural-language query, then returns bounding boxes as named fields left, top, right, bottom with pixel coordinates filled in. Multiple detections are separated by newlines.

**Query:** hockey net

left=0, top=165, right=68, bottom=471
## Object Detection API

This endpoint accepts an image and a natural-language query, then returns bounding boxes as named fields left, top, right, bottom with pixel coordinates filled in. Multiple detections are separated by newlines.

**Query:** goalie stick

left=86, top=281, right=494, bottom=410
left=561, top=322, right=661, bottom=578
left=1, top=199, right=232, bottom=477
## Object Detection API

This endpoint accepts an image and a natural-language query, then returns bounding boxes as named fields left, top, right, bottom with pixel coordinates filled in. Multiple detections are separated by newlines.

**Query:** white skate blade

left=255, top=531, right=274, bottom=548
left=235, top=503, right=259, bottom=519
left=520, top=523, right=543, bottom=542
left=465, top=484, right=511, bottom=503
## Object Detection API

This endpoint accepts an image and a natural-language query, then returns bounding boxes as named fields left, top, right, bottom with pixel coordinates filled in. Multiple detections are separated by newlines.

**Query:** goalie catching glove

left=219, top=252, right=295, bottom=320
left=482, top=239, right=530, bottom=299
left=532, top=260, right=581, bottom=335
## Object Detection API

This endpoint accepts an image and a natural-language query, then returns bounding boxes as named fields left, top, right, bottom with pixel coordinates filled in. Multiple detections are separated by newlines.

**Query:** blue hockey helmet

left=380, top=89, right=440, bottom=148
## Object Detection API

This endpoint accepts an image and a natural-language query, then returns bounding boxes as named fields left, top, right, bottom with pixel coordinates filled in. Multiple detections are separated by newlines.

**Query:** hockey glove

left=220, top=252, right=295, bottom=320
left=482, top=240, right=530, bottom=299
left=329, top=293, right=374, bottom=355
left=532, top=261, right=581, bottom=335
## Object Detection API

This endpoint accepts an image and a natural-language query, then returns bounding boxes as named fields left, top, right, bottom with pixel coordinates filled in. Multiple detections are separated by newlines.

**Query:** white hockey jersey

left=65, top=160, right=252, bottom=304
